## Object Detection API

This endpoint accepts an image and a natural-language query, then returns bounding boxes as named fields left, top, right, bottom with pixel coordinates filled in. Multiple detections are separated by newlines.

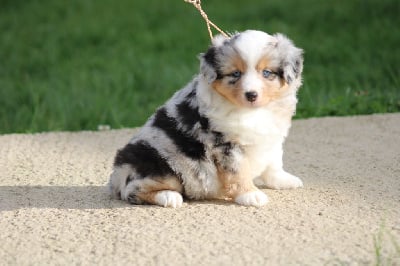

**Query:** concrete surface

left=0, top=114, right=399, bottom=265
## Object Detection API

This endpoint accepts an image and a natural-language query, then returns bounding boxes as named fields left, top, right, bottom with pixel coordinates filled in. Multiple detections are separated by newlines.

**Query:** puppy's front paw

left=264, top=171, right=303, bottom=190
left=235, top=190, right=268, bottom=207
left=154, top=190, right=183, bottom=208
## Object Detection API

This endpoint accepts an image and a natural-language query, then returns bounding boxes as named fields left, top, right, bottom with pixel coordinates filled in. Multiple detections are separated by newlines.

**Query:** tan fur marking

left=216, top=158, right=258, bottom=199
left=230, top=53, right=247, bottom=73
left=213, top=54, right=293, bottom=108
left=261, top=80, right=289, bottom=103
left=136, top=176, right=183, bottom=204
left=212, top=80, right=242, bottom=106
left=256, top=56, right=290, bottom=105
left=212, top=53, right=248, bottom=106
left=255, top=57, right=270, bottom=72
left=219, top=52, right=247, bottom=74
left=136, top=191, right=162, bottom=204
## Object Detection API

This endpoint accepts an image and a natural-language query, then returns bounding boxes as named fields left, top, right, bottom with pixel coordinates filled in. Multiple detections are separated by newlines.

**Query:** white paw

left=265, top=171, right=303, bottom=190
left=235, top=190, right=269, bottom=207
left=154, top=190, right=183, bottom=208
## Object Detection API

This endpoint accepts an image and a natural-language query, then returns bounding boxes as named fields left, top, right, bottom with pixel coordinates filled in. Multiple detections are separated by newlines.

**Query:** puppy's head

left=200, top=30, right=303, bottom=108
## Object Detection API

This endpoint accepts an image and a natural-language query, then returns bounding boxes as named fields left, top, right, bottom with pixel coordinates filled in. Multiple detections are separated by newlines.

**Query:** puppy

left=109, top=30, right=304, bottom=207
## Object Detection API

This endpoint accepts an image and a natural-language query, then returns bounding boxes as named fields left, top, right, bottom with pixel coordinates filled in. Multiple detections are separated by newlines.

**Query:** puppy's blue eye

left=230, top=71, right=242, bottom=78
left=262, top=69, right=276, bottom=80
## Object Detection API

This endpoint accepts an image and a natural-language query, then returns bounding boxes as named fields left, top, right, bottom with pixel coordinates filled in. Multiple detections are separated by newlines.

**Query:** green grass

left=373, top=222, right=400, bottom=265
left=1, top=0, right=399, bottom=133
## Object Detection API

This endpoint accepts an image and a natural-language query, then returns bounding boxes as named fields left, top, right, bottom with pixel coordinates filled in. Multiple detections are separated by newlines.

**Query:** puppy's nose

left=245, top=91, right=258, bottom=102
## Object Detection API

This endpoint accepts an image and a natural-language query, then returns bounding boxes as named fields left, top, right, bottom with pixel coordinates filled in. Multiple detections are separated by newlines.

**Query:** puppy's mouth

left=244, top=101, right=263, bottom=108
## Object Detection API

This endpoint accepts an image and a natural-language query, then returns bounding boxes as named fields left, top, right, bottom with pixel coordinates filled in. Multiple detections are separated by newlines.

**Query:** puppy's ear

left=199, top=47, right=219, bottom=83
left=274, top=33, right=304, bottom=85
left=199, top=34, right=229, bottom=83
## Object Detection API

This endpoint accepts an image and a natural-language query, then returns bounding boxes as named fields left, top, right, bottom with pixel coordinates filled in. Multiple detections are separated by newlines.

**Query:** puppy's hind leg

left=111, top=140, right=184, bottom=207
left=126, top=175, right=184, bottom=208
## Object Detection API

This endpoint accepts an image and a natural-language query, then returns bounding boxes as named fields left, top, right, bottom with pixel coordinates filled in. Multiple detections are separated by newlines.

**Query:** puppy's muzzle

left=245, top=91, right=258, bottom=102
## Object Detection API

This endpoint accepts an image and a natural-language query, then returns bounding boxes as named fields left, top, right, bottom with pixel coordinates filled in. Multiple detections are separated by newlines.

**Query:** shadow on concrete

left=0, top=185, right=129, bottom=211
left=0, top=186, right=238, bottom=211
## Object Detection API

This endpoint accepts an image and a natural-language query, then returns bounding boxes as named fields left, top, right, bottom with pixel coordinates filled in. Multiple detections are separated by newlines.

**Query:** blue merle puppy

left=109, top=30, right=304, bottom=207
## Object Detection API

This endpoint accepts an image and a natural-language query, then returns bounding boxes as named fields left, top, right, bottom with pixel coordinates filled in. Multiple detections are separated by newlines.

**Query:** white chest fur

left=197, top=78, right=294, bottom=179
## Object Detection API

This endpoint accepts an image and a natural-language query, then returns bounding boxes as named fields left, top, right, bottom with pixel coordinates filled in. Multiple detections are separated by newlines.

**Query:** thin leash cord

left=184, top=0, right=229, bottom=40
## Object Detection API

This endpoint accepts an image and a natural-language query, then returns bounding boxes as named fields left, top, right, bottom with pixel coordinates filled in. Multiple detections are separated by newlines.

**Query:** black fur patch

left=176, top=101, right=209, bottom=131
left=114, top=140, right=175, bottom=178
left=186, top=89, right=196, bottom=100
left=152, top=108, right=206, bottom=160
left=219, top=142, right=236, bottom=156
left=212, top=131, right=241, bottom=173
left=204, top=47, right=218, bottom=68
left=126, top=175, right=133, bottom=185
left=203, top=47, right=223, bottom=79
left=277, top=68, right=284, bottom=79
left=213, top=132, right=236, bottom=156
left=281, top=62, right=293, bottom=84
left=187, top=80, right=198, bottom=98
left=213, top=131, right=225, bottom=145
left=293, top=59, right=301, bottom=77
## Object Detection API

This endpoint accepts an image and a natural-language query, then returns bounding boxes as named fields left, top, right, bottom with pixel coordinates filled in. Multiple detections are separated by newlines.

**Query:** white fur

left=234, top=30, right=279, bottom=67
left=262, top=169, right=304, bottom=189
left=154, top=191, right=183, bottom=208
left=235, top=190, right=269, bottom=207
